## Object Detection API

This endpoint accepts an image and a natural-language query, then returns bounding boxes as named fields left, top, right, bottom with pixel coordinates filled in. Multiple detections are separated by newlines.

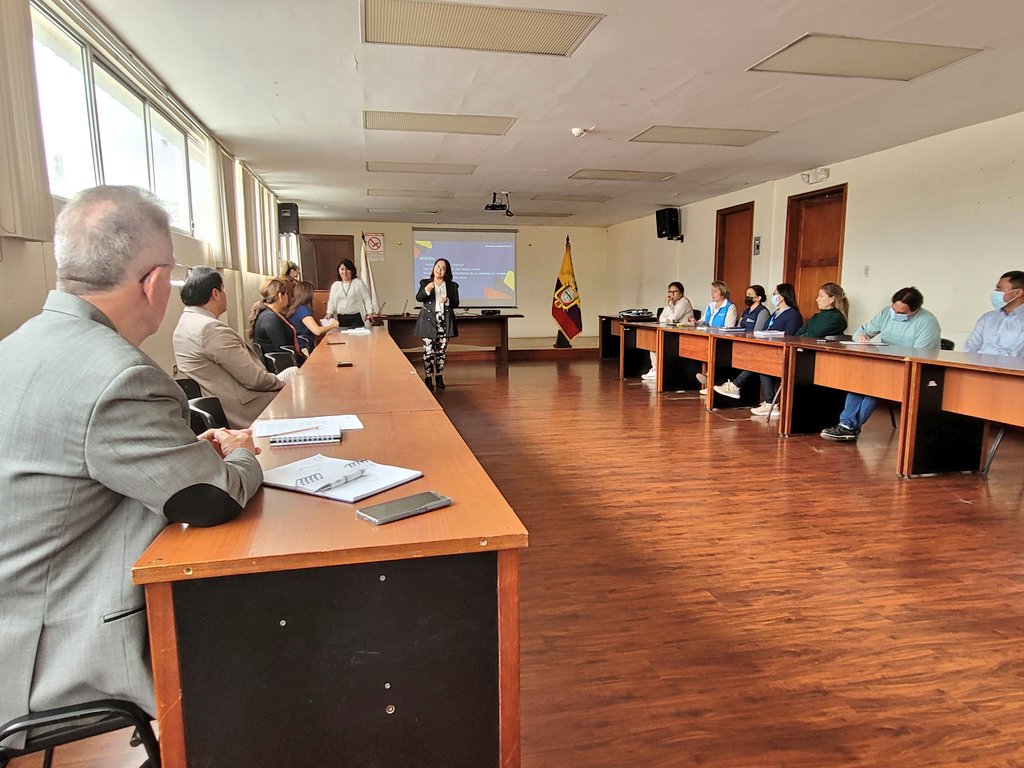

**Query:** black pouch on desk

left=823, top=334, right=852, bottom=342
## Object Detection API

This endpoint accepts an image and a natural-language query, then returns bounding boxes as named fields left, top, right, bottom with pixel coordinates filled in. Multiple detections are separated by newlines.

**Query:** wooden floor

left=14, top=358, right=1024, bottom=767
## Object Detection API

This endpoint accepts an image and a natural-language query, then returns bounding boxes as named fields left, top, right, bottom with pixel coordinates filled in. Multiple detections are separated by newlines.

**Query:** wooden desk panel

left=728, top=339, right=786, bottom=375
left=811, top=351, right=908, bottom=401
left=941, top=368, right=1024, bottom=427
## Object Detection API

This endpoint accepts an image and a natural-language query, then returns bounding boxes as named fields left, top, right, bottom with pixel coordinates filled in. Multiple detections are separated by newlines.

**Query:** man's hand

left=854, top=333, right=871, bottom=343
left=213, top=428, right=261, bottom=456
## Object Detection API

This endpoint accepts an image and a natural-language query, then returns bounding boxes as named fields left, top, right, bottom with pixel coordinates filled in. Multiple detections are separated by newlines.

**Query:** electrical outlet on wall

left=863, top=265, right=871, bottom=278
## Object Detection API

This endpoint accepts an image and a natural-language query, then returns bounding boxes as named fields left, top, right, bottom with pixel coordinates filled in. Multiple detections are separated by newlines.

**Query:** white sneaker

left=767, top=408, right=781, bottom=419
left=714, top=380, right=741, bottom=399
left=750, top=401, right=771, bottom=416
left=641, top=370, right=656, bottom=380
left=696, top=372, right=707, bottom=386
left=699, top=387, right=708, bottom=396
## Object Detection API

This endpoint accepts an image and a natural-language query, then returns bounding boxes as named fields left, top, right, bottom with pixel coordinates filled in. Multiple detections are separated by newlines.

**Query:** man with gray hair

left=0, top=186, right=263, bottom=737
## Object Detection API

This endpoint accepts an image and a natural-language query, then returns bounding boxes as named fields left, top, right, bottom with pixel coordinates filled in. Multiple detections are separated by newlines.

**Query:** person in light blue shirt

left=821, top=286, right=941, bottom=441
left=965, top=270, right=1024, bottom=357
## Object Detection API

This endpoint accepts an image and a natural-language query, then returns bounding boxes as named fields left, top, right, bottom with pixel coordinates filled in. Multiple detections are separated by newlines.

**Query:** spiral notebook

left=253, top=415, right=364, bottom=445
left=262, top=454, right=422, bottom=503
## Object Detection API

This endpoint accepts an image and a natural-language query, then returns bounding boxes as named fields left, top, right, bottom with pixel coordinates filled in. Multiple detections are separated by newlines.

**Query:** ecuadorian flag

left=552, top=236, right=582, bottom=340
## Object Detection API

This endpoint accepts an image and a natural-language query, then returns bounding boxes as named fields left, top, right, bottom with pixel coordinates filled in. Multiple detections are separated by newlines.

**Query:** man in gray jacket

left=0, top=186, right=263, bottom=739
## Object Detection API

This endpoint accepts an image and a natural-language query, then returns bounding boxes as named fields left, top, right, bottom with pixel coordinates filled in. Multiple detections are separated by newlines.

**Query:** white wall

left=300, top=220, right=616, bottom=339
left=609, top=110, right=1024, bottom=349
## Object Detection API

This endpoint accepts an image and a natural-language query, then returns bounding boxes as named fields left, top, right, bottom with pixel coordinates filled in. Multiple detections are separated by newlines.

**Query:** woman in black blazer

left=414, top=258, right=459, bottom=390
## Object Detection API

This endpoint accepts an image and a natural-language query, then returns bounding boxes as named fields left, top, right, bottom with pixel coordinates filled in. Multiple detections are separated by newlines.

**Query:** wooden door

left=304, top=235, right=355, bottom=290
left=715, top=202, right=754, bottom=301
left=784, top=185, right=846, bottom=317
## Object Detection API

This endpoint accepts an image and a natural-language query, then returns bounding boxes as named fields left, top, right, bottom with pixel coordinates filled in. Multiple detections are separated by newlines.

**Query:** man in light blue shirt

left=821, top=286, right=941, bottom=441
left=965, top=270, right=1024, bottom=357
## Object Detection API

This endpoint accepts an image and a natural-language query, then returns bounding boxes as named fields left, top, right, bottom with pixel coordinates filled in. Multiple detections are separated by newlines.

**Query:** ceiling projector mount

left=485, top=191, right=514, bottom=217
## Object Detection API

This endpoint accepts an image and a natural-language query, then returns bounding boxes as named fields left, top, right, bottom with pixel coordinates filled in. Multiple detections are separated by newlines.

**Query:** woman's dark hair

left=288, top=280, right=315, bottom=316
left=891, top=286, right=924, bottom=311
left=180, top=266, right=223, bottom=307
left=668, top=281, right=684, bottom=294
left=433, top=258, right=454, bottom=282
left=337, top=258, right=357, bottom=279
left=747, top=284, right=766, bottom=303
left=775, top=283, right=799, bottom=313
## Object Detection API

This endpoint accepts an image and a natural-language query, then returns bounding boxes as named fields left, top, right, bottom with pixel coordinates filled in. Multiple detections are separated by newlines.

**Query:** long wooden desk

left=385, top=312, right=522, bottom=365
left=635, top=327, right=1024, bottom=477
left=134, top=327, right=528, bottom=768
left=902, top=349, right=1024, bottom=476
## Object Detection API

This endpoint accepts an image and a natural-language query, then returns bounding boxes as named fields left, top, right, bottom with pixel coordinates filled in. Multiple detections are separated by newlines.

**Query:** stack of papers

left=753, top=330, right=785, bottom=338
left=253, top=415, right=364, bottom=445
left=839, top=338, right=887, bottom=346
left=342, top=327, right=371, bottom=335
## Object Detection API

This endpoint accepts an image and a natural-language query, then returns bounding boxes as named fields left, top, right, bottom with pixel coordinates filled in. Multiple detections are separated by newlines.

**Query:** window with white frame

left=29, top=3, right=212, bottom=240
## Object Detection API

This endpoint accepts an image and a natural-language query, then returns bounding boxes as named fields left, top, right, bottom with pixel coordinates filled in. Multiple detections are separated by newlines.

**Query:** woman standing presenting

left=326, top=258, right=374, bottom=329
left=414, top=258, right=459, bottom=391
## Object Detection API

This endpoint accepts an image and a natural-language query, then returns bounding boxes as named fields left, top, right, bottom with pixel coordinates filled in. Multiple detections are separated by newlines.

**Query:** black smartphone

left=355, top=491, right=451, bottom=525
left=336, top=361, right=354, bottom=367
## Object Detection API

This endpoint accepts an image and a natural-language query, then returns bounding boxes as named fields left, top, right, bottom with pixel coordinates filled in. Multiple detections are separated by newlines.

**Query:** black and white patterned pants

left=422, top=325, right=448, bottom=376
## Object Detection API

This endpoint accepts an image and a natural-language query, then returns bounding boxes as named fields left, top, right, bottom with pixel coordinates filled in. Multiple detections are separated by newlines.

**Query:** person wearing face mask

left=820, top=286, right=940, bottom=441
left=964, top=270, right=1024, bottom=357
left=642, top=282, right=694, bottom=380
left=738, top=284, right=770, bottom=332
left=714, top=284, right=802, bottom=403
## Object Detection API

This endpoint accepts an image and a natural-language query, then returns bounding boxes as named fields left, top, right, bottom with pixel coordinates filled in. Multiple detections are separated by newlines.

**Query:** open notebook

left=261, top=454, right=421, bottom=503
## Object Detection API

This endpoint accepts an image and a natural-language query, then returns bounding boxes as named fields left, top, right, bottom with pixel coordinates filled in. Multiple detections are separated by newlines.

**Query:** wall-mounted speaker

left=655, top=207, right=682, bottom=240
left=278, top=202, right=300, bottom=235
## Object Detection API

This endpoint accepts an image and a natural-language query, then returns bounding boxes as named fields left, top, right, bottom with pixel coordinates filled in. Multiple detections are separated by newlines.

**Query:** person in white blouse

left=325, top=258, right=375, bottom=328
left=642, top=282, right=694, bottom=380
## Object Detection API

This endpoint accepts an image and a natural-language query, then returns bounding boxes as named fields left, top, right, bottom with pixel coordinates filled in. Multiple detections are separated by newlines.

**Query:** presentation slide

left=412, top=229, right=517, bottom=309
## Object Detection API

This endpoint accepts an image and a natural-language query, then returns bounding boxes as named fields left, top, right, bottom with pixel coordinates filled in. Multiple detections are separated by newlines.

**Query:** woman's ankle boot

left=425, top=374, right=434, bottom=391
left=435, top=375, right=446, bottom=389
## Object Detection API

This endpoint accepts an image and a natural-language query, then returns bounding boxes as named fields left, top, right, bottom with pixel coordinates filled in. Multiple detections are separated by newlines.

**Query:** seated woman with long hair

left=712, top=283, right=805, bottom=411
left=287, top=280, right=338, bottom=354
left=249, top=277, right=303, bottom=367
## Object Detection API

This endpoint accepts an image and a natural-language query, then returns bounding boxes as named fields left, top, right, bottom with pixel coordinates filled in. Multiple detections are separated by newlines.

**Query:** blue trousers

left=734, top=370, right=777, bottom=402
left=839, top=393, right=878, bottom=431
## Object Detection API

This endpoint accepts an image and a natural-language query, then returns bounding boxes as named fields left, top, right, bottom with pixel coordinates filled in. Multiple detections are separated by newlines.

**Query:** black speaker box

left=278, top=203, right=299, bottom=235
left=656, top=207, right=682, bottom=240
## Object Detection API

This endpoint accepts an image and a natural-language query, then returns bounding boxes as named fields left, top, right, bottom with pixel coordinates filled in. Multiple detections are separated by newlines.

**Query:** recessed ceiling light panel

left=367, top=161, right=477, bottom=174
left=367, top=188, right=455, bottom=199
left=569, top=169, right=676, bottom=182
left=630, top=125, right=776, bottom=147
left=365, top=110, right=516, bottom=135
left=531, top=193, right=612, bottom=203
left=365, top=0, right=603, bottom=57
left=750, top=33, right=982, bottom=81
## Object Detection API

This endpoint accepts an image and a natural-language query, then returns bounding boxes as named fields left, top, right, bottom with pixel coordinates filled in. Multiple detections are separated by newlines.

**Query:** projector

left=484, top=191, right=513, bottom=215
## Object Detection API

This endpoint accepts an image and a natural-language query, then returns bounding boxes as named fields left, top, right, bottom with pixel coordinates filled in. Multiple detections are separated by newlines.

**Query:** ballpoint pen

left=314, top=466, right=366, bottom=493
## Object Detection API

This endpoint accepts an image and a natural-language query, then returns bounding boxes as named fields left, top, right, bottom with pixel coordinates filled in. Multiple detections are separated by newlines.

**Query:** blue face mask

left=991, top=290, right=1009, bottom=309
left=890, top=307, right=910, bottom=322
left=771, top=294, right=780, bottom=307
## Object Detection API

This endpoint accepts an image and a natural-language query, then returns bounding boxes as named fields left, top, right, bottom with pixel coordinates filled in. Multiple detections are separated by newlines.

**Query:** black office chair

left=264, top=351, right=296, bottom=374
left=940, top=338, right=955, bottom=351
left=174, top=377, right=202, bottom=400
left=188, top=396, right=229, bottom=432
left=0, top=698, right=160, bottom=768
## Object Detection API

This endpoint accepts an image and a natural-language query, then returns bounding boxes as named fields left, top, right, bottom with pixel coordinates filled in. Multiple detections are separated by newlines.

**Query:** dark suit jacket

left=414, top=279, right=460, bottom=339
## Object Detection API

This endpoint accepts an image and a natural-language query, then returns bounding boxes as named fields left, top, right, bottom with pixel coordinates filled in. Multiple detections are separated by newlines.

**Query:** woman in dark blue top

left=287, top=280, right=338, bottom=354
left=712, top=283, right=803, bottom=411
left=739, top=284, right=770, bottom=332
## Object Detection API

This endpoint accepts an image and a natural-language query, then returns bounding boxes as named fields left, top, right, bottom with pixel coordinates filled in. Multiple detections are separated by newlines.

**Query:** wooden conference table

left=607, top=316, right=1022, bottom=477
left=385, top=312, right=523, bottom=365
left=133, top=327, right=528, bottom=768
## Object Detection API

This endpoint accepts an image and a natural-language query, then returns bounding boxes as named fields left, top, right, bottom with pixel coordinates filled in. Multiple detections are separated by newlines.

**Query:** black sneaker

left=820, top=424, right=858, bottom=441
